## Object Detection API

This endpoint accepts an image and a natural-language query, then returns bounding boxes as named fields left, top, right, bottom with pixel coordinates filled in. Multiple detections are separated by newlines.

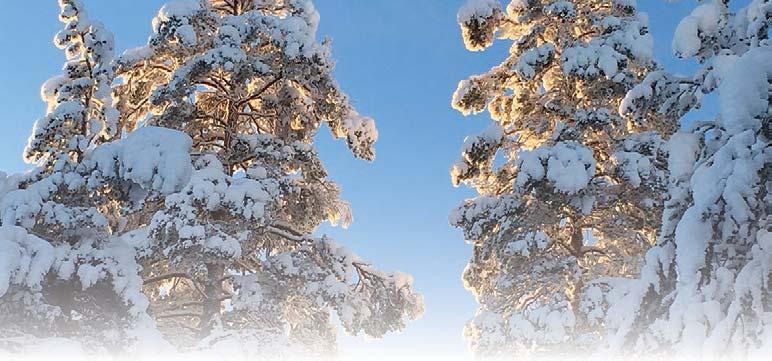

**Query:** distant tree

left=0, top=0, right=191, bottom=351
left=113, top=0, right=422, bottom=355
left=450, top=0, right=676, bottom=356
left=601, top=1, right=771, bottom=357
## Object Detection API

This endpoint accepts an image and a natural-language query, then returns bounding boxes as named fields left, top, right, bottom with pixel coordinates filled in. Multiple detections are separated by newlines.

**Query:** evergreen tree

left=601, top=1, right=771, bottom=357
left=112, top=0, right=422, bottom=354
left=450, top=0, right=675, bottom=356
left=24, top=0, right=118, bottom=168
left=0, top=0, right=192, bottom=351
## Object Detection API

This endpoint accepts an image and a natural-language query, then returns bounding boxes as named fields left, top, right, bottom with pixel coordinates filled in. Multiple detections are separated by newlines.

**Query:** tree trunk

left=198, top=263, right=224, bottom=337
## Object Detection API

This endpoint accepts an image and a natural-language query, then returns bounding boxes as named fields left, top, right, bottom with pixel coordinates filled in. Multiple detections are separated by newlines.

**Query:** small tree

left=24, top=0, right=118, bottom=169
left=113, top=0, right=422, bottom=354
left=601, top=1, right=771, bottom=357
left=0, top=0, right=192, bottom=351
left=450, top=0, right=675, bottom=356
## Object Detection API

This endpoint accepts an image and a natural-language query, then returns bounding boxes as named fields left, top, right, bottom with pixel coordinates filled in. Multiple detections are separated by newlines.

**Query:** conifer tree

left=112, top=0, right=422, bottom=354
left=0, top=0, right=192, bottom=351
left=450, top=0, right=675, bottom=355
left=601, top=1, right=771, bottom=357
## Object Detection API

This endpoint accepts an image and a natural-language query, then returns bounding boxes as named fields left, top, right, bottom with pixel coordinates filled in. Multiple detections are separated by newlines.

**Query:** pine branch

left=236, top=75, right=283, bottom=107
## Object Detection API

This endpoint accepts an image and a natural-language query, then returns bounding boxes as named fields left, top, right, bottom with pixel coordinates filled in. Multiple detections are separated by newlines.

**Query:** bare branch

left=155, top=312, right=203, bottom=320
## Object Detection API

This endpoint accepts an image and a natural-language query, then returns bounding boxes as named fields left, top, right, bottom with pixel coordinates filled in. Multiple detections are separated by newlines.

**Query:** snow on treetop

left=457, top=0, right=502, bottom=51
left=458, top=0, right=501, bottom=23
left=152, top=0, right=203, bottom=34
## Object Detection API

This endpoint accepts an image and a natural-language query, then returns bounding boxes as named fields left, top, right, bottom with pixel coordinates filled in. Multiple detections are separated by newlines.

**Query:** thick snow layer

left=544, top=142, right=595, bottom=194
left=457, top=0, right=501, bottom=51
left=515, top=141, right=596, bottom=194
left=340, top=111, right=379, bottom=161
left=461, top=124, right=504, bottom=156
left=458, top=0, right=500, bottom=24
left=89, top=126, right=192, bottom=194
left=507, top=0, right=529, bottom=13
left=562, top=44, right=624, bottom=79
left=563, top=15, right=652, bottom=81
left=0, top=226, right=55, bottom=297
left=451, top=76, right=488, bottom=116
left=611, top=132, right=668, bottom=188
left=672, top=1, right=723, bottom=58
left=152, top=1, right=202, bottom=33
left=451, top=124, right=503, bottom=186
left=667, top=132, right=701, bottom=181
left=0, top=173, right=61, bottom=229
left=669, top=44, right=770, bottom=343
left=717, top=47, right=772, bottom=135
left=116, top=46, right=154, bottom=67
left=516, top=44, right=555, bottom=80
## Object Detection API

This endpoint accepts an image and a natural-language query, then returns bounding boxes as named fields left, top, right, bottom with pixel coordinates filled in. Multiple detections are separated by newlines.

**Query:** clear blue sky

left=0, top=1, right=741, bottom=359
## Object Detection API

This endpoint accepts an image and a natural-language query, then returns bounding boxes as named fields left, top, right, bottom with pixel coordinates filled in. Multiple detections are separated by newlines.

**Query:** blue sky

left=0, top=1, right=740, bottom=359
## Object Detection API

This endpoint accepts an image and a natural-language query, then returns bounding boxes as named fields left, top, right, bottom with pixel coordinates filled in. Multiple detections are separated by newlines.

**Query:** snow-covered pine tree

left=24, top=0, right=118, bottom=169
left=112, top=0, right=423, bottom=354
left=450, top=0, right=675, bottom=356
left=0, top=0, right=192, bottom=351
left=601, top=0, right=771, bottom=357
